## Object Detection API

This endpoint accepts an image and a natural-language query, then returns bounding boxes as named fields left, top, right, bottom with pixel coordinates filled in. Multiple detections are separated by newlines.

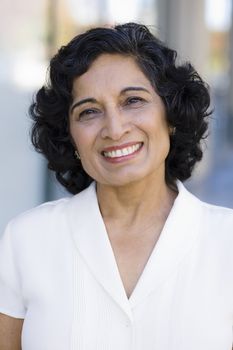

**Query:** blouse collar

left=67, top=180, right=203, bottom=320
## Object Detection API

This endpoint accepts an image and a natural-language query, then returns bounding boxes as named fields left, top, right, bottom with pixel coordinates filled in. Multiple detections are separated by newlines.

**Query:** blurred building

left=0, top=0, right=233, bottom=233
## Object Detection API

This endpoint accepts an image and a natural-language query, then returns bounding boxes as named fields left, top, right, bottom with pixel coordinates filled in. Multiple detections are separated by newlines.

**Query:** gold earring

left=169, top=126, right=176, bottom=136
left=75, top=150, right=81, bottom=160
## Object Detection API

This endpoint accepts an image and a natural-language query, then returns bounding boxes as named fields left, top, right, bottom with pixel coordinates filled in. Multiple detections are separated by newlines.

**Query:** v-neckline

left=67, top=181, right=202, bottom=317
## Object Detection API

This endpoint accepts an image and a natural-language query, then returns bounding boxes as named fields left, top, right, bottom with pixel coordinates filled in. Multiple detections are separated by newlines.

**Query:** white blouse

left=0, top=181, right=233, bottom=350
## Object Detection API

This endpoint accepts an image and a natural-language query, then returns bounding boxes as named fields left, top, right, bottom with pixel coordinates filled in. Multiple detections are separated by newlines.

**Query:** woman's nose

left=100, top=110, right=131, bottom=140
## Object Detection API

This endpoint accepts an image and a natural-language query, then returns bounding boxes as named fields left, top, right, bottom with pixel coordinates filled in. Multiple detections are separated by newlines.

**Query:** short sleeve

left=0, top=221, right=26, bottom=318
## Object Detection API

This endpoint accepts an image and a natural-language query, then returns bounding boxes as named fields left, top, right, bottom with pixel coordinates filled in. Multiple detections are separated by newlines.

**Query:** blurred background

left=0, top=0, right=233, bottom=233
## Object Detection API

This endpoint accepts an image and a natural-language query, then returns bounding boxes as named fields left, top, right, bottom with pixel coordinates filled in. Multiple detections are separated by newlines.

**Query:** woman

left=0, top=23, right=233, bottom=350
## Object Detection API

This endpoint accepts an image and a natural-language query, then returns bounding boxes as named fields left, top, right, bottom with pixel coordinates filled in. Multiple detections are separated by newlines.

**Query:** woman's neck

left=96, top=175, right=178, bottom=233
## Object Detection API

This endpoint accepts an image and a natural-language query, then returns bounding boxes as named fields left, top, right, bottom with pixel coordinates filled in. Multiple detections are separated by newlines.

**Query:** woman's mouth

left=101, top=142, right=143, bottom=162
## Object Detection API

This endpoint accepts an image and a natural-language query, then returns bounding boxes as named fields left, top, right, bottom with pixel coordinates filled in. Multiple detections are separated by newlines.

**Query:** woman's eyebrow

left=120, top=86, right=150, bottom=94
left=70, top=98, right=97, bottom=113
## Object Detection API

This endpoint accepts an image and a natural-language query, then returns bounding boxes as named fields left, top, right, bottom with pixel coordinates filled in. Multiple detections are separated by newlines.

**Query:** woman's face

left=69, top=54, right=171, bottom=187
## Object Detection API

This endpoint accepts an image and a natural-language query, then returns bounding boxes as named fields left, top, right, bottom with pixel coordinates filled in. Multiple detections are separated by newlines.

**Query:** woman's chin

left=97, top=170, right=150, bottom=188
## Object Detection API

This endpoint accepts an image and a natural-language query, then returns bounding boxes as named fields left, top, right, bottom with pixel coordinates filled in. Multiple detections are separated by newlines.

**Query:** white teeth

left=103, top=143, right=142, bottom=158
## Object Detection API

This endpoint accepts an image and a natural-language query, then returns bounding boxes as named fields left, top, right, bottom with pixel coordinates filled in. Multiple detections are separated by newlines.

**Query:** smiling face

left=69, top=54, right=171, bottom=188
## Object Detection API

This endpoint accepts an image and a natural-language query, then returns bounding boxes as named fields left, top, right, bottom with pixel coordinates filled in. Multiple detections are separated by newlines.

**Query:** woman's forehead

left=72, top=54, right=153, bottom=97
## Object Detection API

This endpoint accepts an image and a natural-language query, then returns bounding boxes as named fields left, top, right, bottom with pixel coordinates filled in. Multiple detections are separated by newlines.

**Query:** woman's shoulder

left=200, top=199, right=233, bottom=218
left=193, top=192, right=233, bottom=225
left=3, top=182, right=96, bottom=242
left=180, top=181, right=233, bottom=238
left=181, top=181, right=233, bottom=218
left=7, top=197, right=70, bottom=231
left=199, top=200, right=233, bottom=241
left=188, top=189, right=233, bottom=252
left=179, top=184, right=233, bottom=270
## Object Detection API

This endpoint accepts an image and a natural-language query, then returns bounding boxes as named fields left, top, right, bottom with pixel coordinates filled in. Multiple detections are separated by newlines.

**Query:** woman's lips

left=101, top=142, right=143, bottom=162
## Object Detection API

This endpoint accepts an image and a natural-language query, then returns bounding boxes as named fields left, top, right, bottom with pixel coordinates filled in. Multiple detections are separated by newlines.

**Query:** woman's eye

left=78, top=108, right=100, bottom=120
left=125, top=97, right=145, bottom=106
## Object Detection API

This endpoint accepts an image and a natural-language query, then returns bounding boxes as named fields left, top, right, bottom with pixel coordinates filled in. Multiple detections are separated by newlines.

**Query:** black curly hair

left=30, top=22, right=211, bottom=194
